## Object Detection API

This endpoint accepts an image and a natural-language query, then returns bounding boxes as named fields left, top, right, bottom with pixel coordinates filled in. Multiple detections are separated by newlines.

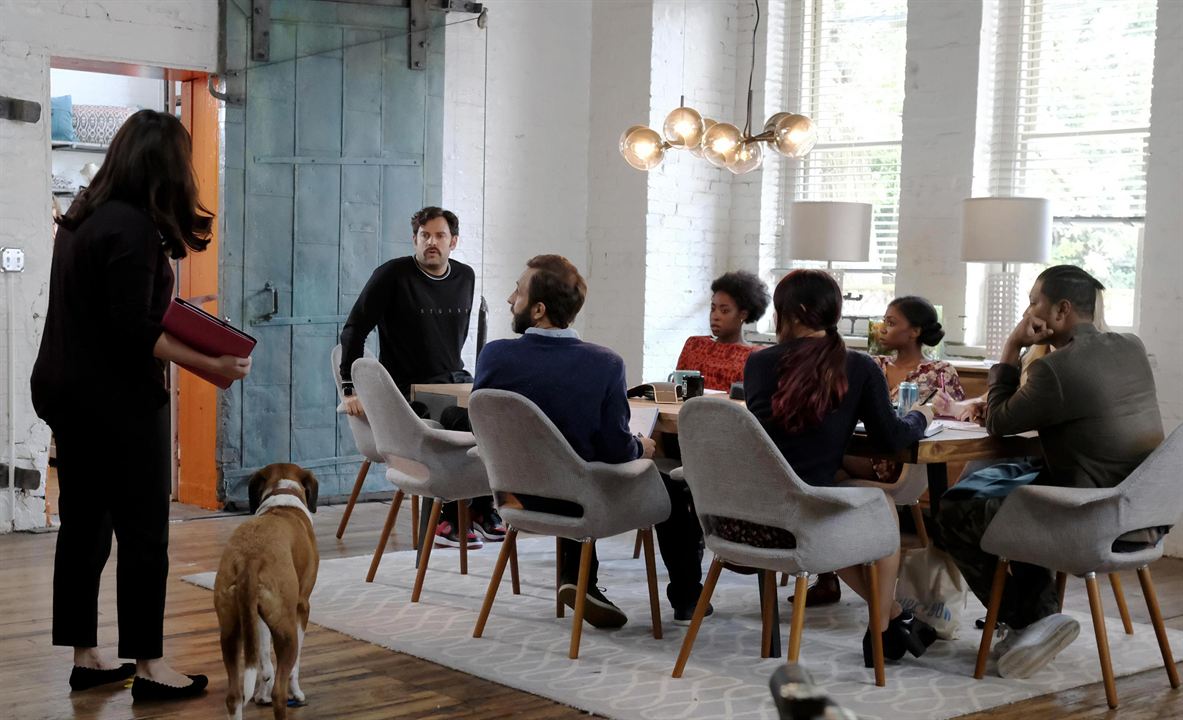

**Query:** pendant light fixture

left=620, top=0, right=817, bottom=174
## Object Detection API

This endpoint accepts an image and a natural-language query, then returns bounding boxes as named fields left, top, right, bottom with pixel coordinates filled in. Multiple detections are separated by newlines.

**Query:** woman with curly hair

left=674, top=270, right=770, bottom=391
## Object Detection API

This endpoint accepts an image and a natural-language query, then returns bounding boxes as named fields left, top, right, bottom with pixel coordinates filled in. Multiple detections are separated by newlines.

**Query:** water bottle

left=897, top=382, right=919, bottom=418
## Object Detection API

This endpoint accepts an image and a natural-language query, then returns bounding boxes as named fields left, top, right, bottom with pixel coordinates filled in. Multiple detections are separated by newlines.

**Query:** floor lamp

left=962, top=197, right=1052, bottom=359
left=785, top=201, right=873, bottom=295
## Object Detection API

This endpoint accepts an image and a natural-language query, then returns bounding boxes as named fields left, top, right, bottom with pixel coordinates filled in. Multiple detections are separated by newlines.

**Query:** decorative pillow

left=71, top=104, right=136, bottom=145
left=50, top=95, right=76, bottom=141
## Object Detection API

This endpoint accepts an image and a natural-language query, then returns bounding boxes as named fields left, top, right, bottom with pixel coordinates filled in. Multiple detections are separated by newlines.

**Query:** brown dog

left=214, top=463, right=319, bottom=720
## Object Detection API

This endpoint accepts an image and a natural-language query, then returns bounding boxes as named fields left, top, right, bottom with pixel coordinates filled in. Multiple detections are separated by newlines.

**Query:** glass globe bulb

left=772, top=114, right=817, bottom=158
left=763, top=112, right=791, bottom=134
left=620, top=126, right=666, bottom=171
left=663, top=106, right=705, bottom=149
left=688, top=118, right=717, bottom=158
left=701, top=122, right=742, bottom=168
left=726, top=141, right=764, bottom=175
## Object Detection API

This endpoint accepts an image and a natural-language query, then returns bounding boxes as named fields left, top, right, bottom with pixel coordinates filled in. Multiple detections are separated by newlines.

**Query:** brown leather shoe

left=788, top=572, right=841, bottom=606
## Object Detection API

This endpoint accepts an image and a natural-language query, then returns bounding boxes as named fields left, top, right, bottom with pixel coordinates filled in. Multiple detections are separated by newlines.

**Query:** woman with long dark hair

left=733, top=269, right=935, bottom=667
left=32, top=110, right=251, bottom=700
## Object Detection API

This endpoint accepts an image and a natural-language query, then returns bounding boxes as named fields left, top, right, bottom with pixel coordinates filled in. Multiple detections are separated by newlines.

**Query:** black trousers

left=52, top=404, right=171, bottom=659
left=434, top=406, right=496, bottom=526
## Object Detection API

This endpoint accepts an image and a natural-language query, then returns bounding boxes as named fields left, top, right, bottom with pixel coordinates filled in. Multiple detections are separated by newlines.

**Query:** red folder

left=161, top=298, right=257, bottom=389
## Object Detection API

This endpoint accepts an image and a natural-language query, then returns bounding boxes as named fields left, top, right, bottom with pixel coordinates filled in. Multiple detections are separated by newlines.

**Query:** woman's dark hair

left=889, top=296, right=945, bottom=347
left=56, top=109, right=212, bottom=259
left=411, top=206, right=460, bottom=237
left=1036, top=265, right=1104, bottom=318
left=770, top=270, right=848, bottom=433
left=710, top=270, right=770, bottom=323
left=526, top=254, right=587, bottom=328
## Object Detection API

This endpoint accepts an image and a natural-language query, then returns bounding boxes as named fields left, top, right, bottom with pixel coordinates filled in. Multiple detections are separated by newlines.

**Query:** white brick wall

left=0, top=1, right=218, bottom=532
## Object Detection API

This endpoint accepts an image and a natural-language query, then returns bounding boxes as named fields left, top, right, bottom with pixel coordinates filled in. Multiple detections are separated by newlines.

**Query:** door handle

left=262, top=281, right=279, bottom=321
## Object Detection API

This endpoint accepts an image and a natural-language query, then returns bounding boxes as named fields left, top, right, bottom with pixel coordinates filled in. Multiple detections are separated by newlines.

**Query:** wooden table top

left=412, top=383, right=1041, bottom=465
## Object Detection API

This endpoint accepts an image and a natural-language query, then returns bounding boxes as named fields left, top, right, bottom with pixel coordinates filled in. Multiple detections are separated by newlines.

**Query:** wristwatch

left=342, top=382, right=355, bottom=397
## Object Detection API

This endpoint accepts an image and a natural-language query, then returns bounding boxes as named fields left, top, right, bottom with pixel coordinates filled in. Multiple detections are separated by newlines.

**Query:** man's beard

left=511, top=307, right=533, bottom=335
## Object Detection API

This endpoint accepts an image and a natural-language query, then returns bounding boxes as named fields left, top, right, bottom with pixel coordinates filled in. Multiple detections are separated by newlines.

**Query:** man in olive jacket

left=939, top=265, right=1163, bottom=680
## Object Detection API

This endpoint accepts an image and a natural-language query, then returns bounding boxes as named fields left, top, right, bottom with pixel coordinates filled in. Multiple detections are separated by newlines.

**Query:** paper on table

left=629, top=406, right=660, bottom=438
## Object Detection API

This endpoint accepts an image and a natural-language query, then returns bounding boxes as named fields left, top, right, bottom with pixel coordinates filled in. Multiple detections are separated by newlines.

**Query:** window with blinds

left=986, top=0, right=1156, bottom=328
left=771, top=0, right=908, bottom=318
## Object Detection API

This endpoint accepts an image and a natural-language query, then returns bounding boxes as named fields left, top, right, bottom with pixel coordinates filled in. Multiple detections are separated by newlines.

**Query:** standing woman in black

left=31, top=110, right=251, bottom=700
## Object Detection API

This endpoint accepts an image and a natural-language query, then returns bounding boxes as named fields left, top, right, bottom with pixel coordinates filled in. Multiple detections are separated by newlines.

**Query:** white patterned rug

left=184, top=536, right=1182, bottom=719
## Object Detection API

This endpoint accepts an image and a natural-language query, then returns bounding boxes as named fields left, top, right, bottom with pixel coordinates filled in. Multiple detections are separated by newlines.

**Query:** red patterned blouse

left=675, top=336, right=758, bottom=392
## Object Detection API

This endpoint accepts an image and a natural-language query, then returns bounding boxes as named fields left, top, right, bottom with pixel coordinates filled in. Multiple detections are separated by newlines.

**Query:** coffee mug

left=683, top=374, right=705, bottom=399
left=667, top=369, right=702, bottom=398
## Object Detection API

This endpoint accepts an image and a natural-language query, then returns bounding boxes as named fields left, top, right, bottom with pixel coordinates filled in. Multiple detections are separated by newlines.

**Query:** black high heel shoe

left=69, top=663, right=135, bottom=691
left=862, top=612, right=933, bottom=667
left=130, top=673, right=208, bottom=702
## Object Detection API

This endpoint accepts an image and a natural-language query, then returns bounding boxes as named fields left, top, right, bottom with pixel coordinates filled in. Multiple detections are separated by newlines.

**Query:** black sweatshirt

left=743, top=341, right=926, bottom=487
left=31, top=201, right=174, bottom=427
left=339, top=256, right=474, bottom=395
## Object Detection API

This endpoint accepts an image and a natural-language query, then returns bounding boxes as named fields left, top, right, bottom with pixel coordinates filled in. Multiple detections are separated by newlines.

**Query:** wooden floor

left=3, top=499, right=1182, bottom=720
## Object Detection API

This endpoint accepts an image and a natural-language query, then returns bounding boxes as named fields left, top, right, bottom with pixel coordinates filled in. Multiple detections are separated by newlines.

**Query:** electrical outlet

left=1, top=247, right=25, bottom=272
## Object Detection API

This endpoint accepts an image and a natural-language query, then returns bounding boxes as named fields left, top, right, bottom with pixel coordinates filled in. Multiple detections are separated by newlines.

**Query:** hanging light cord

left=744, top=0, right=761, bottom=137
left=681, top=0, right=688, bottom=103
left=480, top=15, right=489, bottom=302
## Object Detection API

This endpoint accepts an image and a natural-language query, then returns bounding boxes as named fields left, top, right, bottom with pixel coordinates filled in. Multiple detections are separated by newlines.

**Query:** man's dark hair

left=526, top=255, right=587, bottom=328
left=1036, top=265, right=1105, bottom=318
left=411, top=206, right=459, bottom=237
left=710, top=270, right=771, bottom=323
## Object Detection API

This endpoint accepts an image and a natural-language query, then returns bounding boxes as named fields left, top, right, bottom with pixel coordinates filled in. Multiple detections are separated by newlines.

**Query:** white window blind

left=773, top=0, right=908, bottom=317
left=987, top=0, right=1156, bottom=328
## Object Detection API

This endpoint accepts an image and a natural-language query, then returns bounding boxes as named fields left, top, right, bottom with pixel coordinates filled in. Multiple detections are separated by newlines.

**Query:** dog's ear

left=247, top=470, right=268, bottom=514
left=299, top=468, right=319, bottom=513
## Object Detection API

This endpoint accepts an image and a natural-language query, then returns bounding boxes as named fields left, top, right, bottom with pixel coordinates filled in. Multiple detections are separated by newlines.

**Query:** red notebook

left=161, top=298, right=257, bottom=389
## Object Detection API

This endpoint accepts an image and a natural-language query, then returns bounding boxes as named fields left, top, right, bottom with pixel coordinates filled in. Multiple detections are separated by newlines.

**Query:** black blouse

left=743, top=341, right=927, bottom=486
left=31, top=201, right=174, bottom=426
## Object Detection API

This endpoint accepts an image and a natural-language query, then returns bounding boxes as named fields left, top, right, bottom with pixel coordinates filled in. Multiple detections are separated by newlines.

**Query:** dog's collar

left=256, top=493, right=313, bottom=524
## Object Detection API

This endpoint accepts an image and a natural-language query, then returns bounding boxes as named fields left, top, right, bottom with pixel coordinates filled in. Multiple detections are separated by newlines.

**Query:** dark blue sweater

left=473, top=333, right=642, bottom=464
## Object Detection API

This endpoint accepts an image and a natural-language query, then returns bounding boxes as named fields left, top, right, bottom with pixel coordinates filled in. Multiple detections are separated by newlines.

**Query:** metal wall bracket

left=409, top=0, right=429, bottom=71
left=0, top=97, right=41, bottom=124
left=252, top=0, right=272, bottom=63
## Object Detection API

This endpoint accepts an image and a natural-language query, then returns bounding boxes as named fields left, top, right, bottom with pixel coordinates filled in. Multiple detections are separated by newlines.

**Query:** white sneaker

left=997, top=614, right=1080, bottom=679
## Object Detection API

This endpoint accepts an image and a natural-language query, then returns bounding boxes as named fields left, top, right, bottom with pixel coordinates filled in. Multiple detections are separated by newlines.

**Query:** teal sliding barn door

left=220, top=0, right=445, bottom=505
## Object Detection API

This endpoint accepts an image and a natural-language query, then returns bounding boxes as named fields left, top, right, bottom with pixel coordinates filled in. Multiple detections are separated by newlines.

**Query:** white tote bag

left=896, top=545, right=968, bottom=640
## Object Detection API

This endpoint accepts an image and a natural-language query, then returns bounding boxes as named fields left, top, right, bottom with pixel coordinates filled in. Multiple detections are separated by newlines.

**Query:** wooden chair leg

left=1136, top=565, right=1180, bottom=689
left=1109, top=573, right=1134, bottom=635
left=555, top=537, right=565, bottom=618
left=509, top=536, right=521, bottom=595
left=632, top=529, right=643, bottom=559
left=473, top=528, right=518, bottom=638
left=788, top=572, right=808, bottom=663
left=761, top=570, right=776, bottom=659
left=336, top=460, right=371, bottom=539
left=1085, top=572, right=1119, bottom=709
left=458, top=500, right=469, bottom=576
left=909, top=503, right=930, bottom=548
left=411, top=494, right=420, bottom=551
left=641, top=528, right=663, bottom=640
left=1056, top=570, right=1067, bottom=612
left=569, top=540, right=596, bottom=660
left=865, top=562, right=885, bottom=687
left=974, top=558, right=1009, bottom=679
left=779, top=572, right=789, bottom=587
left=365, top=489, right=405, bottom=583
left=673, top=556, right=723, bottom=678
left=411, top=499, right=443, bottom=603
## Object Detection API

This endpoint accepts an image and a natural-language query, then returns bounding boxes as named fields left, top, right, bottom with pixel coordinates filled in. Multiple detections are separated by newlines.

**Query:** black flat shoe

left=131, top=674, right=208, bottom=702
left=898, top=611, right=939, bottom=649
left=69, top=663, right=135, bottom=691
left=862, top=612, right=931, bottom=667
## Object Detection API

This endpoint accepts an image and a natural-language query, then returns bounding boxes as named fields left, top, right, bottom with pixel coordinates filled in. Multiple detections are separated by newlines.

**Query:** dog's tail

left=239, top=569, right=262, bottom=672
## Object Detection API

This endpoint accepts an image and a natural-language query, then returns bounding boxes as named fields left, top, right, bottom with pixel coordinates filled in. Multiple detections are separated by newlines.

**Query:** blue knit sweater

left=473, top=333, right=642, bottom=464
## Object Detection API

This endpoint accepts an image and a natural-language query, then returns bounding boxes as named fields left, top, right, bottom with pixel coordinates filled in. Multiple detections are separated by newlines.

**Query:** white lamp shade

left=961, top=197, right=1052, bottom=263
left=787, top=201, right=872, bottom=262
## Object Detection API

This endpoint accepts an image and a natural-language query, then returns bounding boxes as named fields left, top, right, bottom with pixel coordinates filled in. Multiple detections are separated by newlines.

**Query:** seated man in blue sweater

left=474, top=255, right=704, bottom=628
